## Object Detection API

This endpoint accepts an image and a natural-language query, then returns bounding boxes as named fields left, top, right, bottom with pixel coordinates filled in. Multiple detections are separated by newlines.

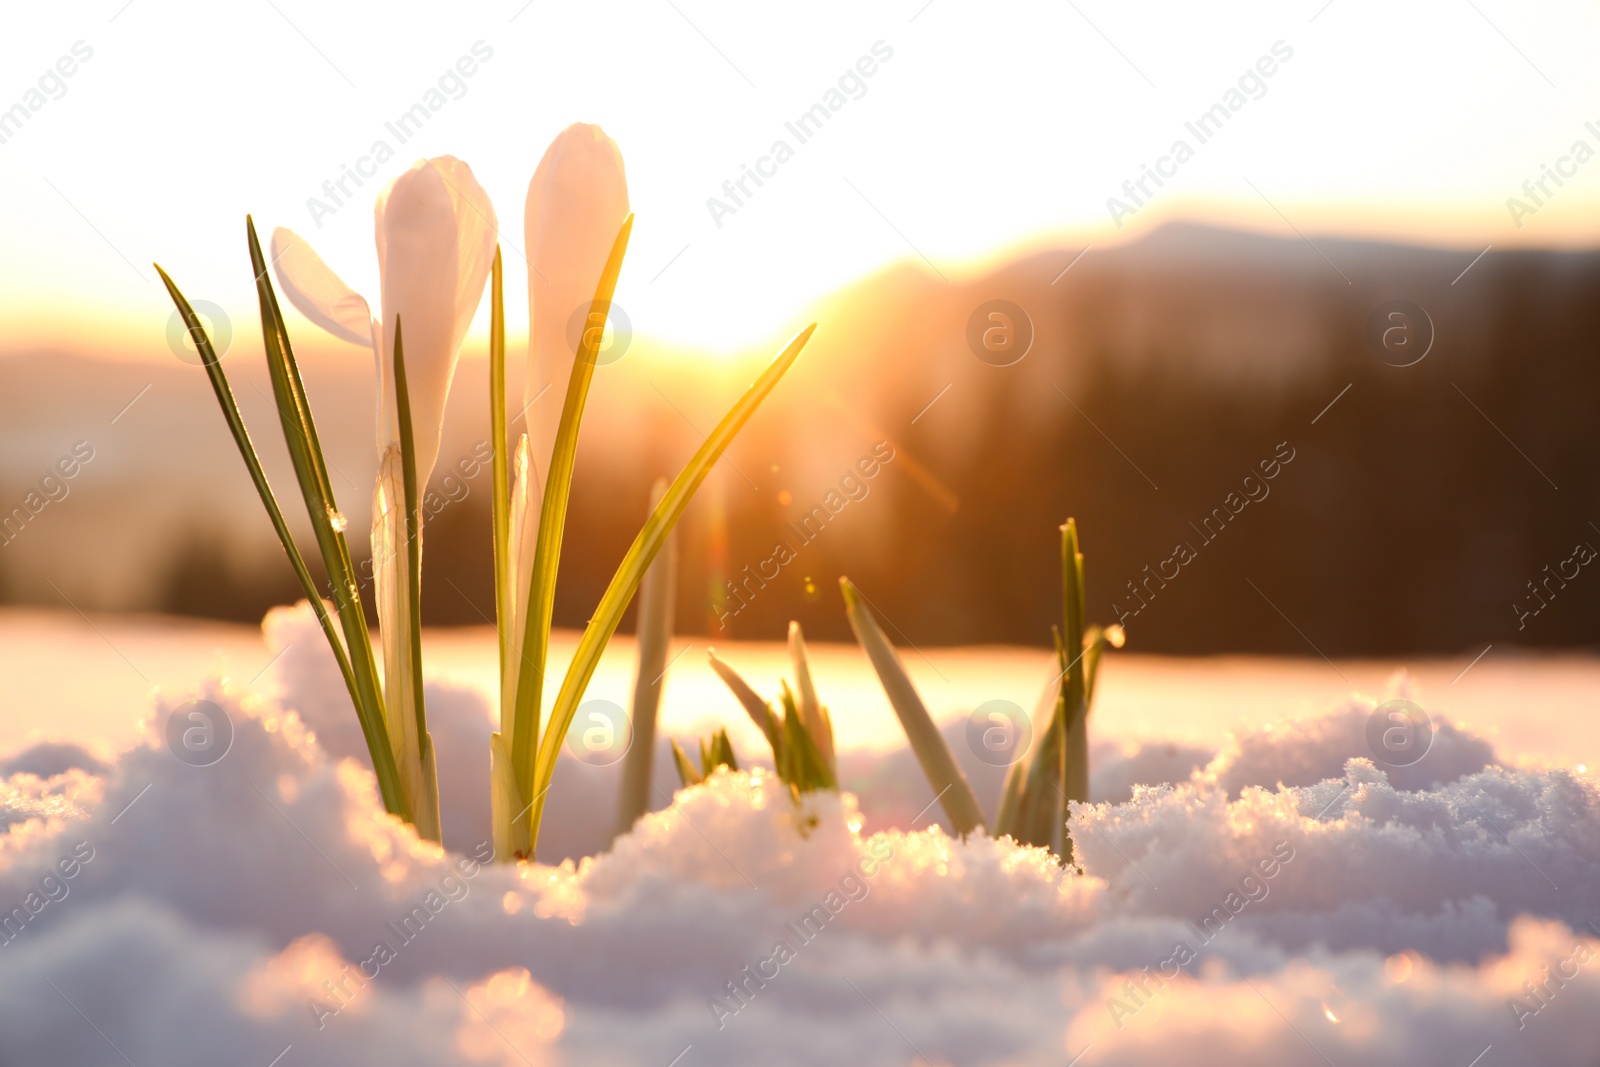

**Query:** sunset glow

left=4, top=1, right=1600, bottom=359
left=3, top=3, right=1599, bottom=1066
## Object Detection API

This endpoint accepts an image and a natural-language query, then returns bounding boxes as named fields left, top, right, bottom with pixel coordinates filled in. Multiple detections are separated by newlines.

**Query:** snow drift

left=1, top=604, right=1596, bottom=1066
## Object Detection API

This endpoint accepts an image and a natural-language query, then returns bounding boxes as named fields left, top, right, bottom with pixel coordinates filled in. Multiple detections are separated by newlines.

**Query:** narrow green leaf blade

left=616, top=478, right=678, bottom=839
left=714, top=729, right=739, bottom=772
left=489, top=247, right=511, bottom=683
left=156, top=259, right=405, bottom=819
left=787, top=621, right=833, bottom=773
left=780, top=683, right=835, bottom=792
left=993, top=756, right=1028, bottom=839
left=244, top=218, right=398, bottom=820
left=155, top=265, right=354, bottom=689
left=671, top=738, right=703, bottom=787
left=707, top=650, right=781, bottom=755
left=524, top=323, right=816, bottom=857
left=840, top=577, right=986, bottom=836
left=510, top=215, right=634, bottom=807
left=393, top=319, right=440, bottom=840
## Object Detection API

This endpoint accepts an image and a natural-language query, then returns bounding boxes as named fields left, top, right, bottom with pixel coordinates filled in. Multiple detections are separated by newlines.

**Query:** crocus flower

left=523, top=123, right=631, bottom=471
left=271, top=156, right=498, bottom=487
left=494, top=124, right=630, bottom=858
left=271, top=156, right=497, bottom=842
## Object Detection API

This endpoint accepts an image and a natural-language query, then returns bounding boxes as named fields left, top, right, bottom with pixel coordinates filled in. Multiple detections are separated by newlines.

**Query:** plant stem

left=615, top=478, right=677, bottom=839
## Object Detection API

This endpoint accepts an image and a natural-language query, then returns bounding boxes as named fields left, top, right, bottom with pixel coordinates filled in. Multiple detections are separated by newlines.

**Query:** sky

left=2, top=0, right=1598, bottom=359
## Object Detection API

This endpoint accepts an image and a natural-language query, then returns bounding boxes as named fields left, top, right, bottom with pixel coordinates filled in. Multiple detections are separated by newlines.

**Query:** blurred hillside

left=1, top=221, right=1596, bottom=655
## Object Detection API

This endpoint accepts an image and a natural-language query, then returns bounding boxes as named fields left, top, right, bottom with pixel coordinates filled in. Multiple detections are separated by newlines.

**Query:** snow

left=1, top=602, right=1597, bottom=1066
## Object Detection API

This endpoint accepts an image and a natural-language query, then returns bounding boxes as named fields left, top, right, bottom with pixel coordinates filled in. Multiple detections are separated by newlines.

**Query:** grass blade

left=994, top=757, right=1027, bottom=839
left=1016, top=683, right=1059, bottom=847
left=1061, top=519, right=1087, bottom=728
left=393, top=319, right=441, bottom=840
left=709, top=729, right=738, bottom=773
left=670, top=739, right=703, bottom=787
left=1053, top=629, right=1073, bottom=859
left=1012, top=520, right=1099, bottom=860
left=996, top=666, right=1062, bottom=842
left=244, top=218, right=399, bottom=819
left=693, top=729, right=738, bottom=780
left=1059, top=521, right=1089, bottom=859
left=489, top=247, right=510, bottom=683
left=787, top=621, right=833, bottom=773
left=1014, top=633, right=1073, bottom=851
left=509, top=215, right=634, bottom=811
left=1083, top=623, right=1124, bottom=705
left=154, top=268, right=353, bottom=685
left=778, top=683, right=835, bottom=792
left=523, top=324, right=816, bottom=857
left=840, top=577, right=986, bottom=836
left=708, top=651, right=781, bottom=754
left=616, top=478, right=678, bottom=839
left=155, top=259, right=405, bottom=819
left=501, top=436, right=534, bottom=738
left=487, top=247, right=523, bottom=858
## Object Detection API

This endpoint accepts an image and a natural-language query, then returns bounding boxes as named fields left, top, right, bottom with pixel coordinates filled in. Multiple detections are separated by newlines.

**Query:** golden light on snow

left=238, top=933, right=354, bottom=1017
left=6, top=653, right=1600, bottom=1062
left=451, top=968, right=564, bottom=1064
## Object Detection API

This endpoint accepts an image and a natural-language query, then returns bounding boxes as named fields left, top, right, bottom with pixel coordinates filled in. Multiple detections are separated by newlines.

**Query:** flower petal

left=524, top=124, right=630, bottom=473
left=428, top=155, right=499, bottom=356
left=375, top=157, right=497, bottom=482
left=269, top=228, right=373, bottom=347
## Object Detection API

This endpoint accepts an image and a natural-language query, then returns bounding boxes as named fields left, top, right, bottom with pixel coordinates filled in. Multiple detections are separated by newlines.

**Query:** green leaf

left=840, top=577, right=986, bottom=836
left=393, top=319, right=440, bottom=840
left=695, top=729, right=737, bottom=778
left=787, top=621, right=833, bottom=773
left=1010, top=629, right=1072, bottom=852
left=489, top=247, right=511, bottom=683
left=523, top=323, right=816, bottom=858
left=708, top=650, right=782, bottom=756
left=1052, top=627, right=1074, bottom=860
left=993, top=756, right=1028, bottom=839
left=510, top=215, right=634, bottom=811
left=616, top=478, right=678, bottom=839
left=778, top=683, right=834, bottom=792
left=1059, top=521, right=1091, bottom=860
left=154, top=267, right=354, bottom=691
left=711, top=729, right=738, bottom=773
left=1060, top=518, right=1086, bottom=724
left=1011, top=520, right=1105, bottom=861
left=243, top=218, right=399, bottom=821
left=995, top=670, right=1058, bottom=841
left=154, top=255, right=405, bottom=820
left=671, top=739, right=703, bottom=787
left=1083, top=622, right=1124, bottom=705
